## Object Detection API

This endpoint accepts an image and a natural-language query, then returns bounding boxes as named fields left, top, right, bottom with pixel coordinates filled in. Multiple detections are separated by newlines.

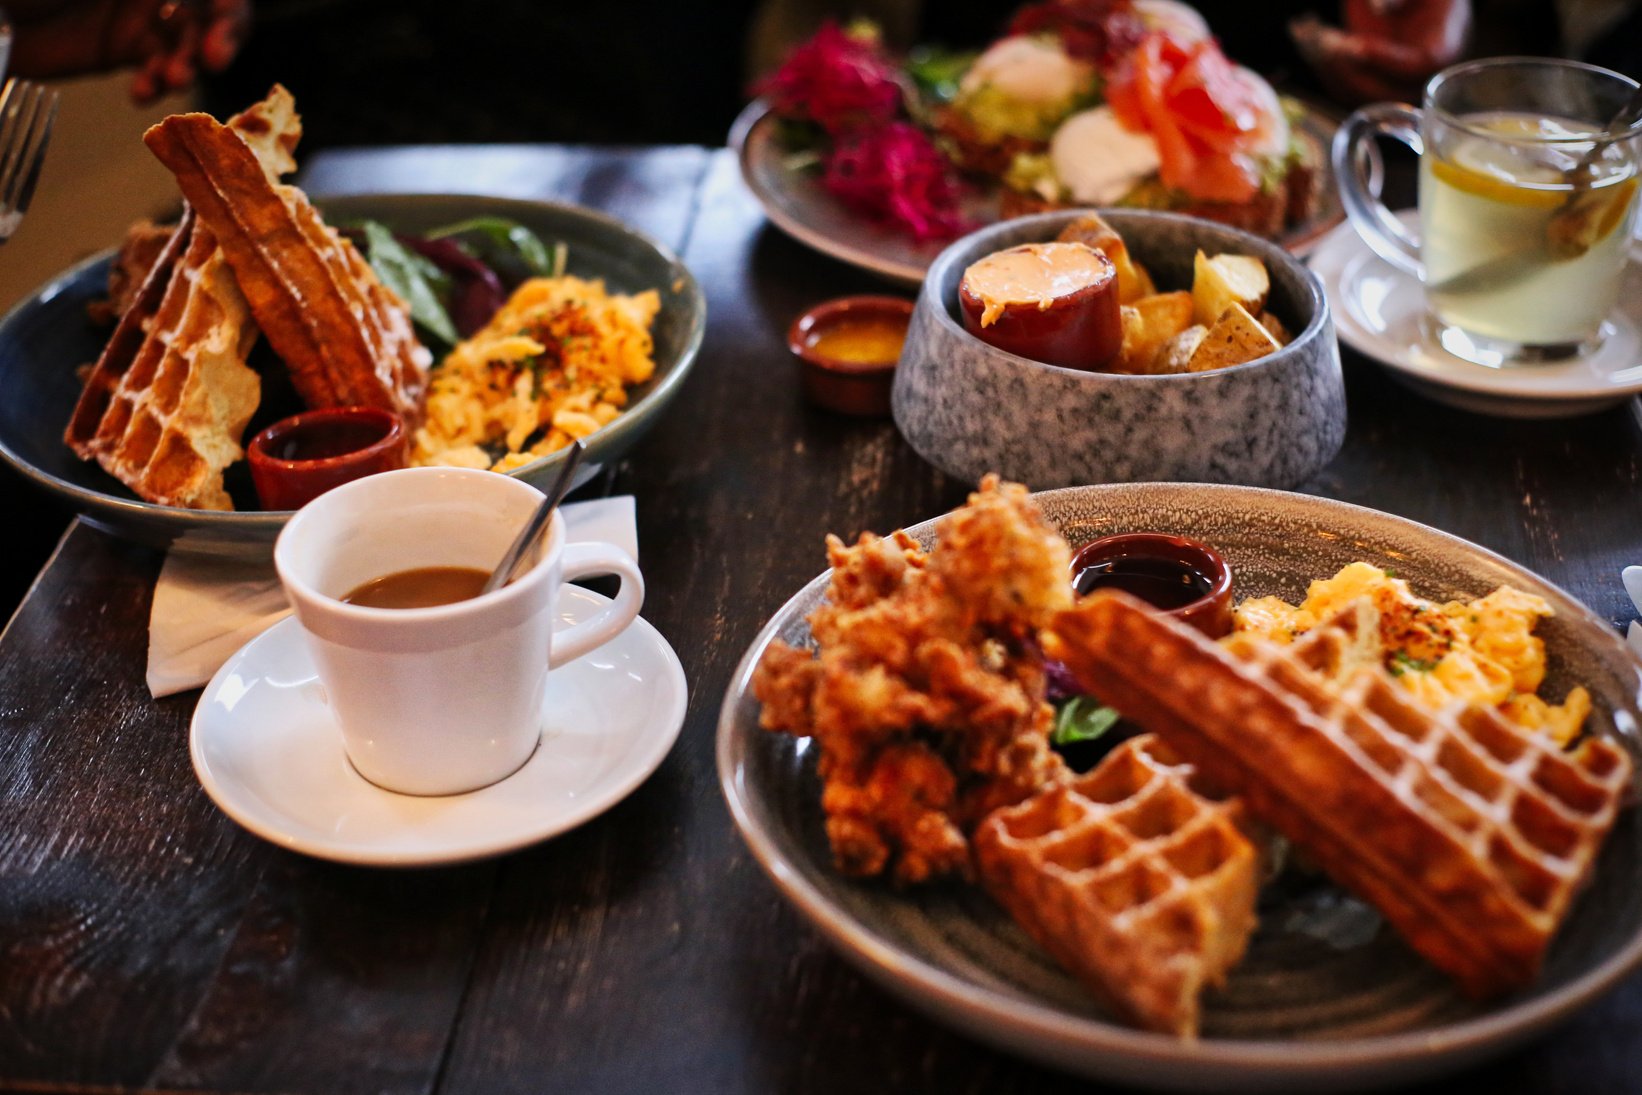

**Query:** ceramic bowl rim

left=247, top=406, right=404, bottom=471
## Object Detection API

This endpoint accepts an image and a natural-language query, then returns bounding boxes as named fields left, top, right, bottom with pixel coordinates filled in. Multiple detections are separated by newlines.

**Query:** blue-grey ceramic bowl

left=892, top=210, right=1346, bottom=490
left=0, top=194, right=705, bottom=559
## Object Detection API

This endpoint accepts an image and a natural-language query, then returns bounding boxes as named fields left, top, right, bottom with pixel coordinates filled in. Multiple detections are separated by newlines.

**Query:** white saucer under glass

left=1310, top=212, right=1642, bottom=418
left=191, top=587, right=688, bottom=866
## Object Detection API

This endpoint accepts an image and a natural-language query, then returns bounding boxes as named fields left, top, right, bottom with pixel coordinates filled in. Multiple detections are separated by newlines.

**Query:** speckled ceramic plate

left=0, top=194, right=705, bottom=559
left=730, top=100, right=1345, bottom=286
left=717, top=483, right=1642, bottom=1092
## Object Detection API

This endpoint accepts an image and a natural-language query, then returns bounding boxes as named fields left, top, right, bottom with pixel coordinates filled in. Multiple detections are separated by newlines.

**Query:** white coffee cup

left=274, top=466, right=643, bottom=796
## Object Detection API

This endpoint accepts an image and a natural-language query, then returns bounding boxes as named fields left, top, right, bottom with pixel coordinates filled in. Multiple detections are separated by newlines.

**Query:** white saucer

left=1310, top=211, right=1642, bottom=418
left=190, top=587, right=688, bottom=866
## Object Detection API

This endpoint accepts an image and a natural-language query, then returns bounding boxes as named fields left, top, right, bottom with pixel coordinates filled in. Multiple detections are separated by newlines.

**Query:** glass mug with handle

left=1335, top=57, right=1642, bottom=367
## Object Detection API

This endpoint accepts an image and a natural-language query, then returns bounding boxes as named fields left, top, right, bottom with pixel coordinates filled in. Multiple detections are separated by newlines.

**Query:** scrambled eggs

left=412, top=276, right=659, bottom=472
left=1235, top=562, right=1591, bottom=745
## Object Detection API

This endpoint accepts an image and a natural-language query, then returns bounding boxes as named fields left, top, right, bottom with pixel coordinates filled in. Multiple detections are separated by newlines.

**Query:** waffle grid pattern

left=1228, top=620, right=1630, bottom=990
left=276, top=184, right=431, bottom=415
left=146, top=110, right=430, bottom=423
left=68, top=222, right=259, bottom=509
left=1057, top=593, right=1632, bottom=998
left=974, top=734, right=1260, bottom=1037
left=64, top=90, right=303, bottom=510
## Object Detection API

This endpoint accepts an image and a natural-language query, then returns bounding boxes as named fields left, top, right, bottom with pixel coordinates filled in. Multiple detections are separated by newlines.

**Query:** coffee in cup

left=274, top=466, right=644, bottom=796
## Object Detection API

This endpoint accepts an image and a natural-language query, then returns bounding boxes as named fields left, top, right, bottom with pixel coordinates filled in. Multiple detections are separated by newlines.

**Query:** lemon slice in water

left=1429, top=153, right=1565, bottom=209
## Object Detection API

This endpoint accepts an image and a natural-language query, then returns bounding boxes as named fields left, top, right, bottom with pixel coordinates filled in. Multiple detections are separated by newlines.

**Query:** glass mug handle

left=1333, top=102, right=1425, bottom=278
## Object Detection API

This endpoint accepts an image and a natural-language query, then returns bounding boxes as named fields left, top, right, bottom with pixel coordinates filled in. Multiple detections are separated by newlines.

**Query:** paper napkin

left=147, top=495, right=638, bottom=699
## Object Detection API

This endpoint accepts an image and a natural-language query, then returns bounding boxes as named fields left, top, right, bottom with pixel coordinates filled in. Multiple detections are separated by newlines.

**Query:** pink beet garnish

left=823, top=123, right=970, bottom=242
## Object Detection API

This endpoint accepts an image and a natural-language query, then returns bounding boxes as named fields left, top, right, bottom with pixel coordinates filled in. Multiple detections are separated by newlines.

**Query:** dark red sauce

left=1073, top=555, right=1215, bottom=608
left=270, top=418, right=395, bottom=463
left=1068, top=531, right=1234, bottom=639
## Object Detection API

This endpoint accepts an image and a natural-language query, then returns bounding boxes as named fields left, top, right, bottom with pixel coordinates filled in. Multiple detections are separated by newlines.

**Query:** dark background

left=195, top=0, right=1592, bottom=150
left=3, top=0, right=1633, bottom=614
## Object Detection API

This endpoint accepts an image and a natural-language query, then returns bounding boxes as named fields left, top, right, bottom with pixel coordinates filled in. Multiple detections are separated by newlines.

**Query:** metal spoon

left=481, top=439, right=585, bottom=594
left=1546, top=83, right=1642, bottom=258
left=1571, top=84, right=1642, bottom=188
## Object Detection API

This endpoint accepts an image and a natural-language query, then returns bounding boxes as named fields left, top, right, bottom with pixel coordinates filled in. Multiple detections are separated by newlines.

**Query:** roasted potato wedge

left=1192, top=251, right=1270, bottom=327
left=1154, top=324, right=1209, bottom=374
left=1116, top=290, right=1194, bottom=373
left=1057, top=213, right=1156, bottom=305
left=1185, top=302, right=1282, bottom=372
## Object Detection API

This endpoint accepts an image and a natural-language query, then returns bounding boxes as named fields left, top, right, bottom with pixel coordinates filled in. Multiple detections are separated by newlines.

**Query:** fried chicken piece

left=753, top=476, right=1074, bottom=884
left=752, top=642, right=819, bottom=739
left=929, top=475, right=1078, bottom=628
left=821, top=739, right=965, bottom=881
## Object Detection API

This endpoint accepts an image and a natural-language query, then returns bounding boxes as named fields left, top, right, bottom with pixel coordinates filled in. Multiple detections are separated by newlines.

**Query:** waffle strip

left=69, top=216, right=260, bottom=509
left=65, top=209, right=194, bottom=461
left=143, top=111, right=429, bottom=421
left=974, top=734, right=1260, bottom=1036
left=64, top=89, right=303, bottom=509
left=1046, top=592, right=1633, bottom=998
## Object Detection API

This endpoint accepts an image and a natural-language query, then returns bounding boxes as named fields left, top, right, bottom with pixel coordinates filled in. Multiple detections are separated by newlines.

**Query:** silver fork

left=0, top=79, right=59, bottom=243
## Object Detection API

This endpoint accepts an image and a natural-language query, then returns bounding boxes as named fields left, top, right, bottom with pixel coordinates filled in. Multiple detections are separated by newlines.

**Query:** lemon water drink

left=1419, top=112, right=1639, bottom=353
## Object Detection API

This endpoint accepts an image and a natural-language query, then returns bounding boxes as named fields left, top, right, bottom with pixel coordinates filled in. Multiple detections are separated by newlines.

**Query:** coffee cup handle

left=553, top=542, right=646, bottom=665
left=1333, top=102, right=1425, bottom=278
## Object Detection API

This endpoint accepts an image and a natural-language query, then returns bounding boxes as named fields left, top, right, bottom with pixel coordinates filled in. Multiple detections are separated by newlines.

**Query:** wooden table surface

left=2, top=145, right=1641, bottom=1095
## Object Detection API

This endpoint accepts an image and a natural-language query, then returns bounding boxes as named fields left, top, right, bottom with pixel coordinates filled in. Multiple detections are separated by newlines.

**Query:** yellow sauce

left=961, top=242, right=1110, bottom=326
left=808, top=315, right=909, bottom=365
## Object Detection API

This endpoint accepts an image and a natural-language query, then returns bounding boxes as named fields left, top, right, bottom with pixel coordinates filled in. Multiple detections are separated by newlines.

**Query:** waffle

left=87, top=220, right=179, bottom=325
left=64, top=90, right=302, bottom=509
left=64, top=215, right=259, bottom=509
left=1045, top=592, right=1634, bottom=998
left=143, top=108, right=429, bottom=421
left=1251, top=596, right=1385, bottom=687
left=973, top=733, right=1260, bottom=1037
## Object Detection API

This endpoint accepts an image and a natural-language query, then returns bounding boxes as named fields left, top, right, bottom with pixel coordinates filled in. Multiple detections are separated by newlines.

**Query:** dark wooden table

left=3, top=145, right=1641, bottom=1095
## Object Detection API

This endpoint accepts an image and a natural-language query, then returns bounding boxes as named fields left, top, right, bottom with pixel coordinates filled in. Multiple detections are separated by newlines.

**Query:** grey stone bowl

left=892, top=210, right=1346, bottom=489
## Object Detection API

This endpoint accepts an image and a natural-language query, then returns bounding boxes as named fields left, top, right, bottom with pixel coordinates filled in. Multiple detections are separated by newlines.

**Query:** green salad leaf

left=358, top=220, right=459, bottom=347
left=1051, top=696, right=1121, bottom=746
left=428, top=216, right=563, bottom=280
left=906, top=46, right=977, bottom=106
